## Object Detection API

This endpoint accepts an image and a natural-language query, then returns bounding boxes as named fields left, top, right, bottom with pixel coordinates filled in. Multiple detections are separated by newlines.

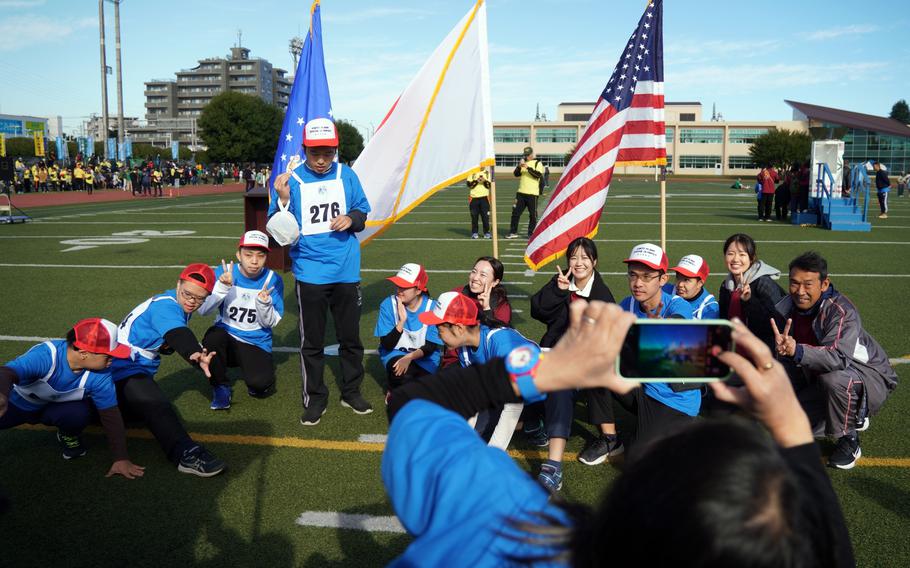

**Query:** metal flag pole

left=660, top=167, right=667, bottom=251
left=489, top=164, right=499, bottom=258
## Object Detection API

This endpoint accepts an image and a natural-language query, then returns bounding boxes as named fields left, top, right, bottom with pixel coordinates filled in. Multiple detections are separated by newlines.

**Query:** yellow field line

left=14, top=424, right=910, bottom=467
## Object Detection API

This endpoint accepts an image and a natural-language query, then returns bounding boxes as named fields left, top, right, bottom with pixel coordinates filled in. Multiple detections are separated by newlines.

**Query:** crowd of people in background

left=3, top=155, right=270, bottom=197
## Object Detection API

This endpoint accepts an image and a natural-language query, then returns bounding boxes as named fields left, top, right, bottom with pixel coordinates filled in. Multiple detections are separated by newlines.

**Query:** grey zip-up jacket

left=774, top=287, right=897, bottom=391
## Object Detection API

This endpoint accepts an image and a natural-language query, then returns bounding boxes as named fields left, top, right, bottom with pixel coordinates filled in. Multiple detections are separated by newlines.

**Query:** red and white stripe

left=524, top=80, right=666, bottom=270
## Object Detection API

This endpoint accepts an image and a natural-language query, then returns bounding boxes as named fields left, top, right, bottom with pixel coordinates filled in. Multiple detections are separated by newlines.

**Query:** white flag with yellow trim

left=355, top=0, right=494, bottom=245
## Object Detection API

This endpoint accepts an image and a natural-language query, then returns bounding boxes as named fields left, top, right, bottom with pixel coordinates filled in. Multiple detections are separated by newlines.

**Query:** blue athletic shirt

left=374, top=294, right=442, bottom=373
left=383, top=399, right=569, bottom=566
left=267, top=161, right=371, bottom=285
left=457, top=325, right=539, bottom=367
left=620, top=290, right=701, bottom=416
left=662, top=283, right=720, bottom=320
left=199, top=264, right=284, bottom=351
left=5, top=340, right=118, bottom=412
left=110, top=290, right=191, bottom=381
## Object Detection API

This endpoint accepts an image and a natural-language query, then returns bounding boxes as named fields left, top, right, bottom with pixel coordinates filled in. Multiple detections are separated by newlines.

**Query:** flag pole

left=660, top=173, right=667, bottom=251
left=489, top=164, right=499, bottom=258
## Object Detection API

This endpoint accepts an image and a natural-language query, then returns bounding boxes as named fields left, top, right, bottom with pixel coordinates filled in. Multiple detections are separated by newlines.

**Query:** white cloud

left=666, top=61, right=888, bottom=92
left=323, top=8, right=432, bottom=24
left=0, top=15, right=96, bottom=52
left=808, top=24, right=879, bottom=40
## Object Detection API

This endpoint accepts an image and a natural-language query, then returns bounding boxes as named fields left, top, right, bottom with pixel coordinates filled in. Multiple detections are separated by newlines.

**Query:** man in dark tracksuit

left=873, top=161, right=890, bottom=218
left=773, top=252, right=897, bottom=469
left=506, top=146, right=544, bottom=239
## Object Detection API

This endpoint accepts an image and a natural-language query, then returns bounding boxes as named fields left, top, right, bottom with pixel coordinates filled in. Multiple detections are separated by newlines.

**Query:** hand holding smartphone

left=618, top=319, right=734, bottom=382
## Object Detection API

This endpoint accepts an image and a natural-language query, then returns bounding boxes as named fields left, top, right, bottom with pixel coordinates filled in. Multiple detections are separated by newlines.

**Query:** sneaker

left=828, top=434, right=861, bottom=470
left=178, top=445, right=226, bottom=477
left=300, top=406, right=327, bottom=426
left=341, top=394, right=374, bottom=415
left=471, top=233, right=479, bottom=239
left=247, top=385, right=275, bottom=399
left=523, top=419, right=549, bottom=447
left=505, top=233, right=520, bottom=239
left=57, top=432, right=87, bottom=460
left=855, top=417, right=870, bottom=432
left=878, top=213, right=888, bottom=219
left=578, top=435, right=624, bottom=466
left=537, top=463, right=563, bottom=493
left=210, top=384, right=232, bottom=410
left=483, top=232, right=492, bottom=239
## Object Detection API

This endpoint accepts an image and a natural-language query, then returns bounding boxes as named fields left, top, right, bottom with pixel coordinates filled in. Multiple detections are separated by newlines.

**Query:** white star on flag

left=297, top=117, right=304, bottom=126
left=281, top=154, right=287, bottom=161
left=327, top=109, right=333, bottom=117
left=285, top=133, right=292, bottom=142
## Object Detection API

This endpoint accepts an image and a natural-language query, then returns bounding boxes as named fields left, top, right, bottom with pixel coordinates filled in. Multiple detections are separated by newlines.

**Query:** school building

left=493, top=101, right=910, bottom=176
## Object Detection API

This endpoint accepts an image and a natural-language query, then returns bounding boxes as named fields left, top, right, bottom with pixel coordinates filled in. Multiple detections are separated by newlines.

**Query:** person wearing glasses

left=578, top=243, right=695, bottom=465
left=109, top=263, right=226, bottom=477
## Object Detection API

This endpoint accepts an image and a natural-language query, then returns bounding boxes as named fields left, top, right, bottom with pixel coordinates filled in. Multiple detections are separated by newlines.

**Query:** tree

left=335, top=119, right=364, bottom=164
left=198, top=92, right=283, bottom=163
left=748, top=129, right=811, bottom=169
left=889, top=99, right=910, bottom=125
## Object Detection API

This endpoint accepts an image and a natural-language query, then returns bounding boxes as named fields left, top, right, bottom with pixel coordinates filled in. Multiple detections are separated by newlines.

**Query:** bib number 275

left=310, top=202, right=341, bottom=224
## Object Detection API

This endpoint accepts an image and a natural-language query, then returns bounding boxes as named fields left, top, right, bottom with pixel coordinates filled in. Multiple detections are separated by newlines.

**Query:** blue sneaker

left=211, top=385, right=232, bottom=410
left=537, top=463, right=563, bottom=493
left=523, top=419, right=549, bottom=447
left=178, top=445, right=226, bottom=477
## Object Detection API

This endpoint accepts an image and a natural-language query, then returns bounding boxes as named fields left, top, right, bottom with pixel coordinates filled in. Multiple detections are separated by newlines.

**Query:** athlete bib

left=292, top=166, right=347, bottom=236
left=219, top=273, right=274, bottom=332
left=12, top=342, right=90, bottom=404
left=391, top=296, right=433, bottom=352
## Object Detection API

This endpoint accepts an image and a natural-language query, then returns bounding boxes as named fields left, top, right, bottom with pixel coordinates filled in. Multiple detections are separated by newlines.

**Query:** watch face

left=508, top=346, right=535, bottom=372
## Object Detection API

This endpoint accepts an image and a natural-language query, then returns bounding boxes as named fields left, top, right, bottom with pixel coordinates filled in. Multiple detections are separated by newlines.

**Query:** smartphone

left=617, top=319, right=734, bottom=382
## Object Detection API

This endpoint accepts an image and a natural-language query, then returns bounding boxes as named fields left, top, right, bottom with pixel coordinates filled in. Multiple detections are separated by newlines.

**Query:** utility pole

left=98, top=0, right=110, bottom=158
left=113, top=0, right=125, bottom=159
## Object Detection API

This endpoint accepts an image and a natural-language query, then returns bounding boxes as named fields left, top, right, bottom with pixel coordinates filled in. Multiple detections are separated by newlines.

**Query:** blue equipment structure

left=798, top=162, right=871, bottom=232
left=0, top=193, right=32, bottom=224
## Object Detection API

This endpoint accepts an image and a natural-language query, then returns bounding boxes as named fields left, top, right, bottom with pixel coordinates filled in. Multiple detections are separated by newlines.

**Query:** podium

left=243, top=188, right=291, bottom=271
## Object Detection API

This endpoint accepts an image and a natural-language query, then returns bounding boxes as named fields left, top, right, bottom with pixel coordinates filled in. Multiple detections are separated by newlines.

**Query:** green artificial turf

left=0, top=179, right=908, bottom=566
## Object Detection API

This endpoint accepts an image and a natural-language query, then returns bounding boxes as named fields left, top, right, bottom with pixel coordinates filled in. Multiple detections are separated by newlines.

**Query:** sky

left=1, top=0, right=908, bottom=137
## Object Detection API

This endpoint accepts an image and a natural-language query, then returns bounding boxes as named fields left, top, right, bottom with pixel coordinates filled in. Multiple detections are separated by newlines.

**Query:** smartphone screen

left=619, top=320, right=733, bottom=381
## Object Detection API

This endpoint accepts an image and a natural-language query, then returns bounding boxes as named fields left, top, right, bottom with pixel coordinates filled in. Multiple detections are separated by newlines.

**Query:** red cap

left=623, top=243, right=669, bottom=272
left=238, top=230, right=270, bottom=251
left=671, top=254, right=710, bottom=282
left=303, top=118, right=339, bottom=147
left=179, top=263, right=216, bottom=293
left=419, top=292, right=479, bottom=326
left=387, top=263, right=428, bottom=292
left=72, top=318, right=131, bottom=358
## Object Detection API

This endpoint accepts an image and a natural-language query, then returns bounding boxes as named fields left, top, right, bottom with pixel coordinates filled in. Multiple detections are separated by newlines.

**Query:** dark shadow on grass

left=301, top=502, right=411, bottom=567
left=844, top=472, right=910, bottom=520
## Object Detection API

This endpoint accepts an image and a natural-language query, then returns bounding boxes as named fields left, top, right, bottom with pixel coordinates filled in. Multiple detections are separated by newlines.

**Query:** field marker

left=358, top=434, right=388, bottom=444
left=15, top=424, right=910, bottom=468
left=295, top=512, right=405, bottom=534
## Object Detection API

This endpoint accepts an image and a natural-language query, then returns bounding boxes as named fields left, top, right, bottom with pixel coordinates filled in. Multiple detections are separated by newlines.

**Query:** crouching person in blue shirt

left=664, top=254, right=720, bottom=319
left=418, top=291, right=537, bottom=453
left=199, top=230, right=284, bottom=409
left=0, top=318, right=145, bottom=479
left=111, top=263, right=226, bottom=477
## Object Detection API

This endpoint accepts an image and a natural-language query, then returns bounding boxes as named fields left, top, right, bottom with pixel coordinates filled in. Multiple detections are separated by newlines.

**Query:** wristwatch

left=505, top=345, right=545, bottom=403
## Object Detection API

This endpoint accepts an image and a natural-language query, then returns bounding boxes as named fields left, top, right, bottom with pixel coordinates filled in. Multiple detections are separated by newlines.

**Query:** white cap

left=303, top=118, right=339, bottom=147
left=387, top=263, right=428, bottom=291
left=623, top=243, right=669, bottom=272
left=671, top=254, right=710, bottom=281
left=238, top=230, right=270, bottom=251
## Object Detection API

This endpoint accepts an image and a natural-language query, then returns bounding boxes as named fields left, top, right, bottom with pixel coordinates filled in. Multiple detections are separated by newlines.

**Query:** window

left=537, top=154, right=566, bottom=167
left=679, top=128, right=723, bottom=144
left=728, top=156, right=757, bottom=169
left=679, top=155, right=721, bottom=169
left=493, top=128, right=530, bottom=143
left=564, top=113, right=591, bottom=122
left=729, top=128, right=769, bottom=144
left=665, top=126, right=674, bottom=143
left=665, top=154, right=673, bottom=168
left=536, top=128, right=576, bottom=144
left=679, top=113, right=696, bottom=122
left=495, top=154, right=524, bottom=168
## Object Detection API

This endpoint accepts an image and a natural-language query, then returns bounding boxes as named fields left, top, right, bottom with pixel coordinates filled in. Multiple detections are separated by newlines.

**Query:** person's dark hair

left=565, top=237, right=598, bottom=265
left=789, top=251, right=828, bottom=282
left=65, top=328, right=77, bottom=349
left=723, top=233, right=757, bottom=264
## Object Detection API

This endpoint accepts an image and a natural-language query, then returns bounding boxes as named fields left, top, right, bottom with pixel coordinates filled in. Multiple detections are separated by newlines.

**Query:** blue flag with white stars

left=269, top=1, right=333, bottom=198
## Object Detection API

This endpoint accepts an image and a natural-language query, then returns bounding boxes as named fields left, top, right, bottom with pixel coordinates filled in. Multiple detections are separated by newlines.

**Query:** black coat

left=531, top=271, right=615, bottom=347
left=718, top=274, right=786, bottom=351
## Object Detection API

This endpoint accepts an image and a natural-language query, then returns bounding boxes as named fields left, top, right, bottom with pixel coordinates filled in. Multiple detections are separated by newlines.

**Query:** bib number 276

left=310, top=202, right=341, bottom=223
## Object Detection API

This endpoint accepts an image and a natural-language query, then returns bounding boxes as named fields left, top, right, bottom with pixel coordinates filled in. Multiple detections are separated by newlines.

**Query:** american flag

left=524, top=0, right=665, bottom=270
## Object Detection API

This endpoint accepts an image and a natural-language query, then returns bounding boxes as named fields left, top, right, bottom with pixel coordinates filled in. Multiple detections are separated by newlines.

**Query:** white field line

left=36, top=200, right=237, bottom=220
left=358, top=434, right=388, bottom=444
left=382, top=221, right=910, bottom=229
left=0, top=235, right=239, bottom=240
left=294, top=512, right=405, bottom=534
left=29, top=221, right=242, bottom=225
left=366, top=238, right=910, bottom=246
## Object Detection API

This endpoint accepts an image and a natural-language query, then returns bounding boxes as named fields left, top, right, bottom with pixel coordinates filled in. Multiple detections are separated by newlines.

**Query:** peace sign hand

left=219, top=260, right=234, bottom=286
left=477, top=280, right=493, bottom=310
left=257, top=282, right=274, bottom=303
left=556, top=265, right=571, bottom=290
left=770, top=318, right=796, bottom=357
